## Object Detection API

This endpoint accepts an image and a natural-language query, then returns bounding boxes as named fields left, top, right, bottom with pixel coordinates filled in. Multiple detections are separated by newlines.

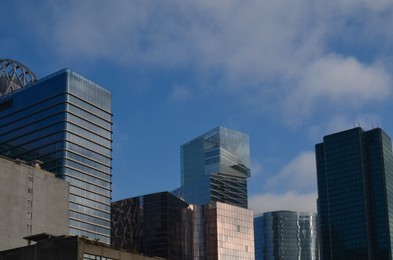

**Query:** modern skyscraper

left=0, top=59, right=112, bottom=243
left=316, top=127, right=393, bottom=259
left=254, top=211, right=318, bottom=260
left=172, top=126, right=250, bottom=208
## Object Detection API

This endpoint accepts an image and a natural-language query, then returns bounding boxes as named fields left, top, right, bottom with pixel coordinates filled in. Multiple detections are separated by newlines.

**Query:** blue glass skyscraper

left=254, top=211, right=318, bottom=260
left=0, top=59, right=112, bottom=243
left=316, top=127, right=393, bottom=259
left=173, top=126, right=250, bottom=208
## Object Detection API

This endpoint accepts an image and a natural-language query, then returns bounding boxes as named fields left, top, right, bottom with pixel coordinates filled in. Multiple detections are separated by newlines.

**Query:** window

left=83, top=253, right=114, bottom=260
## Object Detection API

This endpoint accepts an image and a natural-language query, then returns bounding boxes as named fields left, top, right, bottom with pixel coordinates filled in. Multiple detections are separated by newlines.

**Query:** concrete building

left=0, top=156, right=69, bottom=250
left=0, top=59, right=112, bottom=243
left=254, top=211, right=318, bottom=260
left=0, top=235, right=155, bottom=260
left=316, top=127, right=393, bottom=259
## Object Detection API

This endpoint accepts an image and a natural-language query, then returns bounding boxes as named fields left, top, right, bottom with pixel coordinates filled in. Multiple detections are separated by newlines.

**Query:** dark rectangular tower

left=315, top=127, right=393, bottom=259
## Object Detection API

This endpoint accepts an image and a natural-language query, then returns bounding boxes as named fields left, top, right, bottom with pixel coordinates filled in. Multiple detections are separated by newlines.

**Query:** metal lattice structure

left=0, top=58, right=37, bottom=97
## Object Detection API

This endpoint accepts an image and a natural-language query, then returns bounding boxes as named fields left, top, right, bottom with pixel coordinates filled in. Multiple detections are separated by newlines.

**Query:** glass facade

left=111, top=192, right=190, bottom=260
left=205, top=202, right=255, bottom=260
left=174, top=126, right=250, bottom=208
left=112, top=195, right=254, bottom=260
left=0, top=69, right=112, bottom=243
left=316, top=127, right=393, bottom=259
left=254, top=211, right=318, bottom=260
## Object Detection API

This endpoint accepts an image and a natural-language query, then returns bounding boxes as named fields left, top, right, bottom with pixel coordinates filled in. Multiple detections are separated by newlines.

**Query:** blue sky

left=2, top=0, right=393, bottom=214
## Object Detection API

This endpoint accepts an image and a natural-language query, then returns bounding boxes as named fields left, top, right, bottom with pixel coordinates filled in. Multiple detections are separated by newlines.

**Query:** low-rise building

left=0, top=235, right=155, bottom=260
left=0, top=156, right=69, bottom=250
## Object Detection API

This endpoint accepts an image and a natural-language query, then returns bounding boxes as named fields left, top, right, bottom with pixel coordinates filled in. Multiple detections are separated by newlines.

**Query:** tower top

left=0, top=58, right=37, bottom=97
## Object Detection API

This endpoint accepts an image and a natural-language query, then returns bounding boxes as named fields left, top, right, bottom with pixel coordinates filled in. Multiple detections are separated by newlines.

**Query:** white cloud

left=302, top=55, right=390, bottom=104
left=282, top=55, right=392, bottom=125
left=168, top=85, right=192, bottom=102
left=265, top=152, right=316, bottom=193
left=16, top=0, right=393, bottom=126
left=249, top=152, right=317, bottom=214
left=249, top=192, right=317, bottom=214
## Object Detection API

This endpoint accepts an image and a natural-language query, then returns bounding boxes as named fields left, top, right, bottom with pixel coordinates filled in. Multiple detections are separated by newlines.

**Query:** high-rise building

left=254, top=211, right=318, bottom=260
left=0, top=59, right=112, bottom=243
left=0, top=156, right=69, bottom=250
left=172, top=126, right=250, bottom=208
left=316, top=127, right=393, bottom=259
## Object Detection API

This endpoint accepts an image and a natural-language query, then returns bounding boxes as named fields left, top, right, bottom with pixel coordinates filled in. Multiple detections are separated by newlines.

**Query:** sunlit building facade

left=173, top=126, right=250, bottom=208
left=204, top=202, right=255, bottom=260
left=112, top=194, right=254, bottom=260
left=254, top=211, right=318, bottom=260
left=0, top=59, right=112, bottom=243
left=316, top=127, right=393, bottom=259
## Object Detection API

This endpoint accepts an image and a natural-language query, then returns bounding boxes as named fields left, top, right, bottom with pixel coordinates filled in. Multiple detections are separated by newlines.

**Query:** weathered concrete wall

left=0, top=156, right=69, bottom=250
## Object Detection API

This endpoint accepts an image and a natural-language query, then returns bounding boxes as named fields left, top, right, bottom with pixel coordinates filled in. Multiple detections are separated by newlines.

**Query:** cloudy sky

left=2, top=0, right=393, bottom=214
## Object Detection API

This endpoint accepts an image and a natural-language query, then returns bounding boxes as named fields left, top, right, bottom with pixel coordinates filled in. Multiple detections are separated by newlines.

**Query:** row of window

left=68, top=132, right=111, bottom=157
left=67, top=122, right=111, bottom=148
left=67, top=175, right=111, bottom=197
left=66, top=142, right=111, bottom=166
left=1, top=122, right=64, bottom=151
left=67, top=113, right=111, bottom=140
left=70, top=201, right=111, bottom=219
left=66, top=160, right=111, bottom=181
left=70, top=194, right=111, bottom=213
left=68, top=73, right=112, bottom=112
left=83, top=253, right=114, bottom=260
left=0, top=93, right=65, bottom=124
left=6, top=133, right=64, bottom=159
left=70, top=219, right=110, bottom=236
left=69, top=94, right=111, bottom=122
left=0, top=112, right=64, bottom=143
left=65, top=167, right=111, bottom=188
left=67, top=103, right=111, bottom=130
left=70, top=210, right=110, bottom=228
left=66, top=151, right=110, bottom=174
left=70, top=186, right=111, bottom=205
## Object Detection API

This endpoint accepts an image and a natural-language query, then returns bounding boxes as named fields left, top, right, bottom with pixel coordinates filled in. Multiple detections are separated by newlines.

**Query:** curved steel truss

left=0, top=58, right=37, bottom=97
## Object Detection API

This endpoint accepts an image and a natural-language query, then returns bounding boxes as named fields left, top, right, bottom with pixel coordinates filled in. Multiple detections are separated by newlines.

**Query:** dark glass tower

left=316, top=127, right=393, bottom=259
left=254, top=211, right=318, bottom=260
left=111, top=192, right=190, bottom=259
left=0, top=61, right=112, bottom=243
left=172, top=126, right=250, bottom=208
